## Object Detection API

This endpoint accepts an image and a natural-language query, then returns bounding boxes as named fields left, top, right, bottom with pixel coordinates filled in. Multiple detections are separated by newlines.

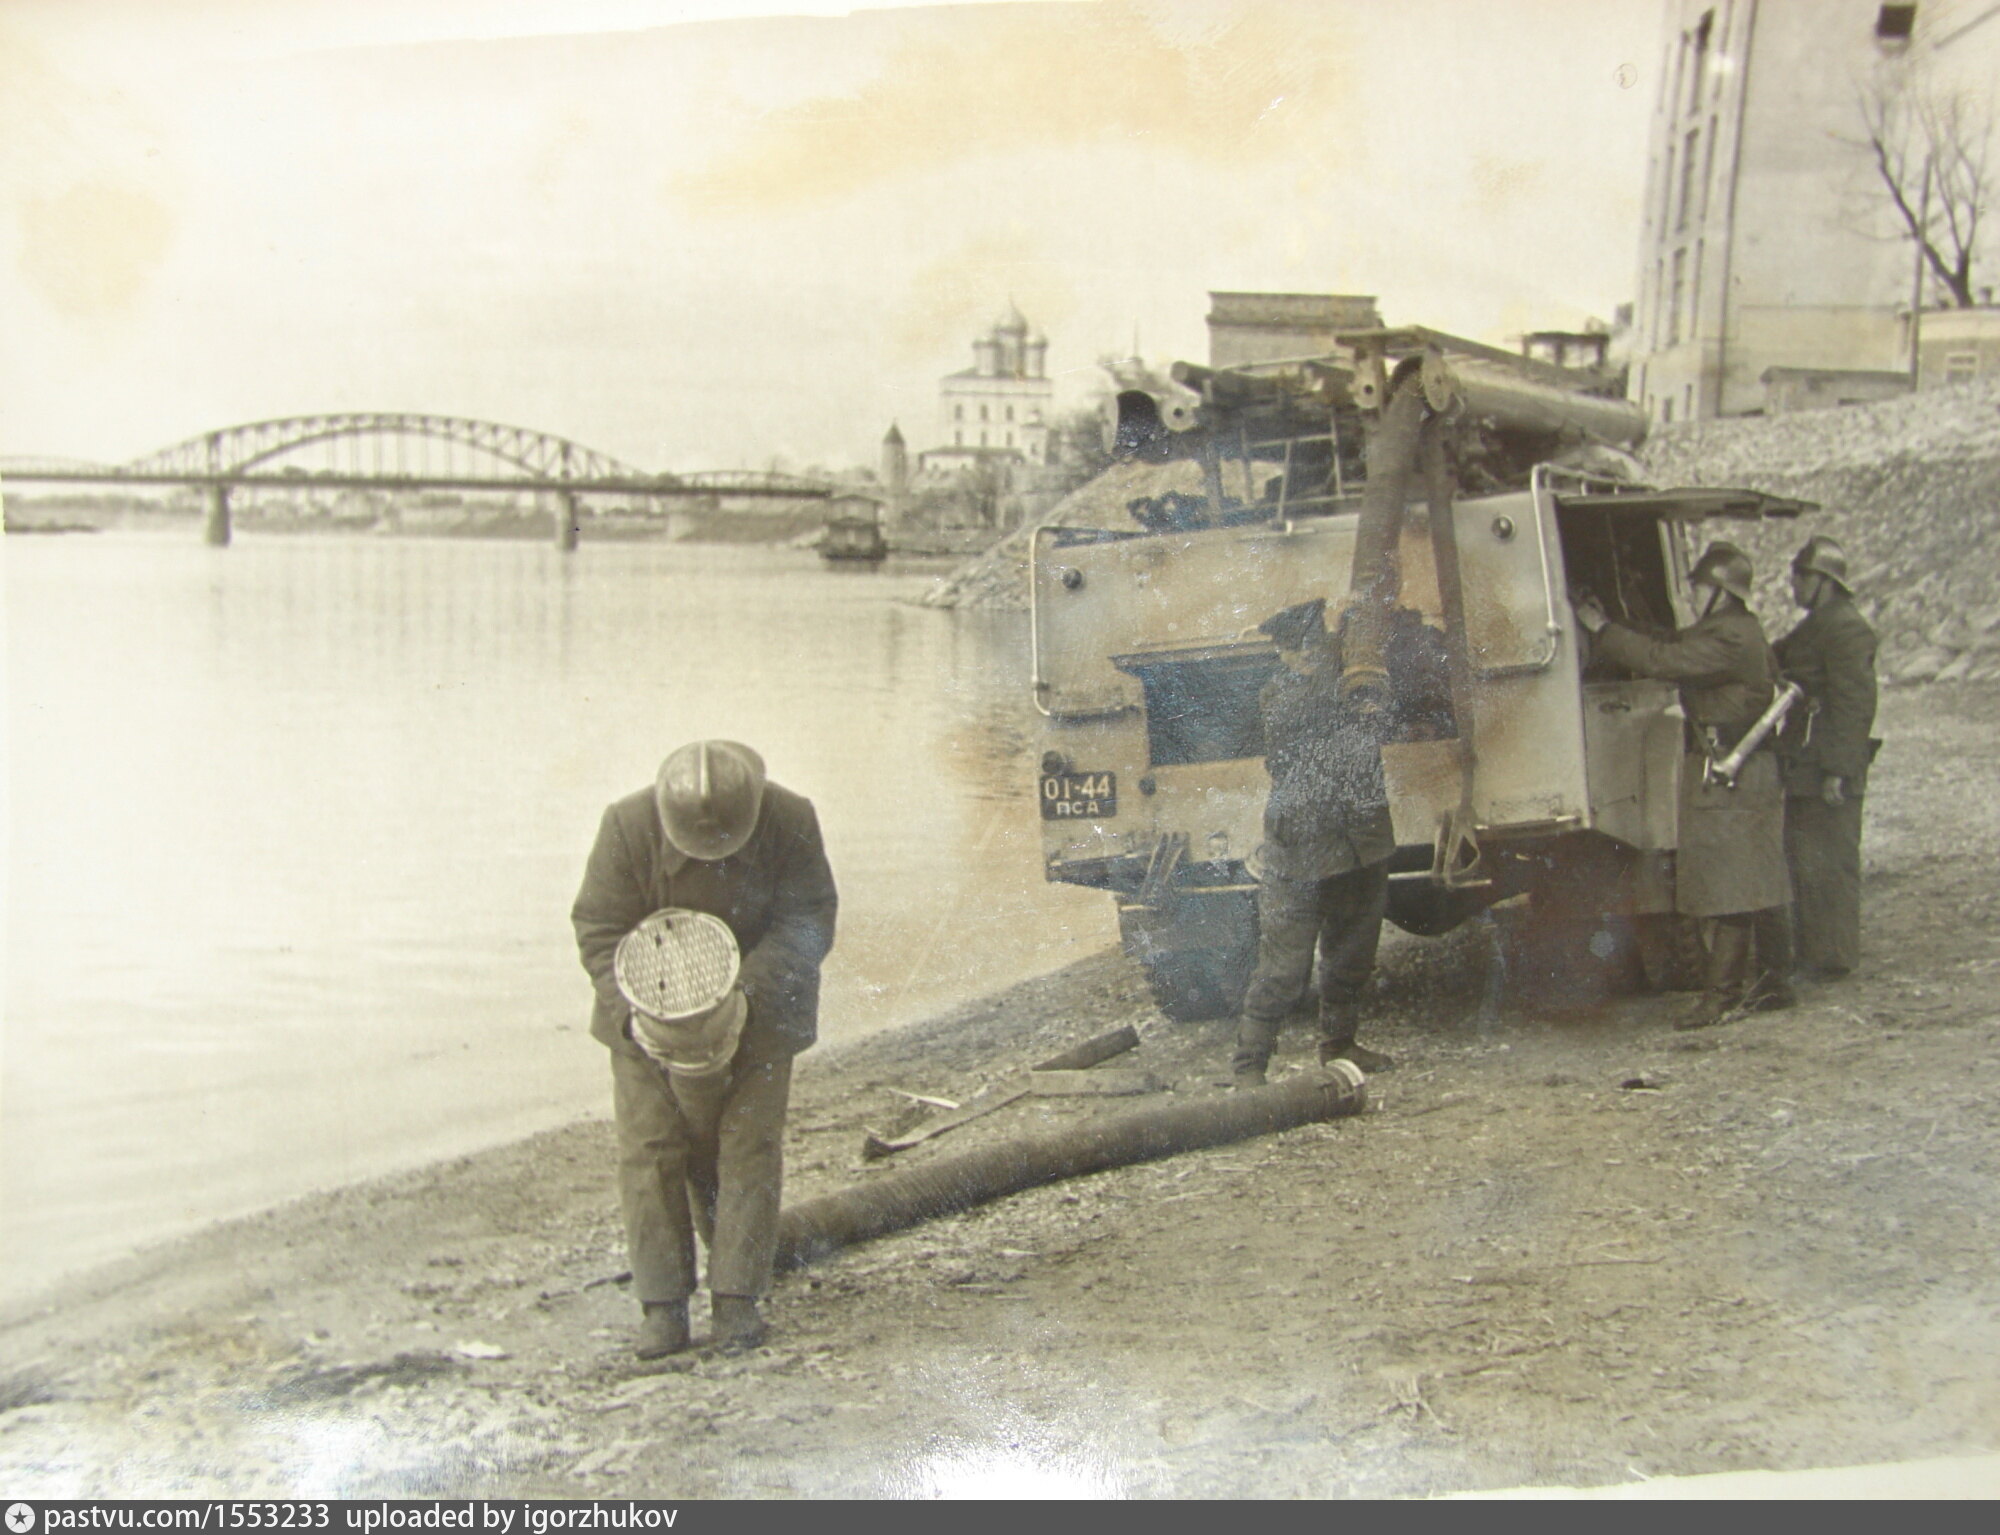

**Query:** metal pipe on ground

left=775, top=1064, right=1366, bottom=1271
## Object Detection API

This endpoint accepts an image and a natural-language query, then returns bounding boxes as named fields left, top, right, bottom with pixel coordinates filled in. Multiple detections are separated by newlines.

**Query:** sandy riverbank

left=4, top=684, right=1998, bottom=1499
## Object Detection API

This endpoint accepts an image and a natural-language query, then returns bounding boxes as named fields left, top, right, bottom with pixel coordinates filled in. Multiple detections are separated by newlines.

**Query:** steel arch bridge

left=127, top=413, right=648, bottom=481
left=114, top=414, right=831, bottom=497
left=4, top=413, right=842, bottom=547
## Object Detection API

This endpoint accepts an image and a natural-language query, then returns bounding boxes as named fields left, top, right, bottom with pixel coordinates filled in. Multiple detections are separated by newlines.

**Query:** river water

left=1, top=532, right=1110, bottom=1302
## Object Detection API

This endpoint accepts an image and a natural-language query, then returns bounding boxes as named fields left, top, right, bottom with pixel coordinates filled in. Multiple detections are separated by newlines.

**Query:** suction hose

left=774, top=1064, right=1366, bottom=1271
left=1342, top=372, right=1429, bottom=708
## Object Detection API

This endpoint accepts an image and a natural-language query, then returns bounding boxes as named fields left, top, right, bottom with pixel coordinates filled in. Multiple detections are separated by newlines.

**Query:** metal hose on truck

left=773, top=1063, right=1366, bottom=1271
left=1342, top=368, right=1430, bottom=707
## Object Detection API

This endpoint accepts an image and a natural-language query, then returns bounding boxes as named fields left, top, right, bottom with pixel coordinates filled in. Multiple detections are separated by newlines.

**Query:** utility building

left=1630, top=0, right=1998, bottom=422
left=1205, top=292, right=1383, bottom=368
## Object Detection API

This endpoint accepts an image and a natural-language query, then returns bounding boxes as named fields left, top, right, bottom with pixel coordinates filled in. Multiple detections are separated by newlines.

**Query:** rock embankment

left=919, top=460, right=1206, bottom=611
left=929, top=378, right=2000, bottom=687
left=1638, top=377, right=2000, bottom=684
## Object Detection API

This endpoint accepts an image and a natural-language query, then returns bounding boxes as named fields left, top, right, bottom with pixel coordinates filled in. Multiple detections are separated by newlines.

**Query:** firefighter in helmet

left=1775, top=536, right=1880, bottom=978
left=1576, top=542, right=1796, bottom=1028
left=572, top=740, right=837, bottom=1358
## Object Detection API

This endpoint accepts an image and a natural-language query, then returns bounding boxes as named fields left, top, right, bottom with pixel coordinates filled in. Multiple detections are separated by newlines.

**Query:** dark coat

left=572, top=783, right=837, bottom=1060
left=1774, top=592, right=1879, bottom=796
left=1594, top=603, right=1787, bottom=916
left=1593, top=604, right=1777, bottom=740
left=1257, top=642, right=1394, bottom=882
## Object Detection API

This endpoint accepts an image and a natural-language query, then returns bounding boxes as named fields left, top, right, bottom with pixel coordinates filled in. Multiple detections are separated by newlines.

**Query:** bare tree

left=1046, top=403, right=1114, bottom=495
left=1860, top=74, right=1993, bottom=308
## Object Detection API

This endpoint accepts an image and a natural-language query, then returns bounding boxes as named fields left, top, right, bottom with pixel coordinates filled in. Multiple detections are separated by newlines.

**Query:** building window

left=955, top=430, right=963, bottom=446
left=1944, top=351, right=1978, bottom=384
left=1688, top=11, right=1712, bottom=116
left=1005, top=405, right=1014, bottom=422
left=1678, top=128, right=1699, bottom=230
left=1691, top=240, right=1705, bottom=327
left=980, top=404, right=989, bottom=422
left=1669, top=248, right=1686, bottom=345
left=1663, top=398, right=1675, bottom=424
left=980, top=431, right=987, bottom=447
left=1005, top=431, right=1014, bottom=447
left=1684, top=383, right=1695, bottom=420
left=1660, top=144, right=1677, bottom=233
left=1876, top=5, right=1917, bottom=42
left=1702, top=115, right=1718, bottom=220
left=954, top=404, right=964, bottom=421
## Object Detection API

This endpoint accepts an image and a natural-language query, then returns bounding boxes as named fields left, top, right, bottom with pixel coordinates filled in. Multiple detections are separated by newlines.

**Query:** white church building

left=918, top=302, right=1055, bottom=473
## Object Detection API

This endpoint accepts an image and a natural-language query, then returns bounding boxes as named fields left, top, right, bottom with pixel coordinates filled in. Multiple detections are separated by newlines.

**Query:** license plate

left=1040, top=771, right=1117, bottom=820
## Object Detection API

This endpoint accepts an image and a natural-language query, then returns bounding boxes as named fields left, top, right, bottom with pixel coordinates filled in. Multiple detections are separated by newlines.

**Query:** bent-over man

left=1577, top=542, right=1794, bottom=1030
left=1233, top=598, right=1398, bottom=1085
left=1775, top=536, right=1879, bottom=979
left=572, top=740, right=837, bottom=1358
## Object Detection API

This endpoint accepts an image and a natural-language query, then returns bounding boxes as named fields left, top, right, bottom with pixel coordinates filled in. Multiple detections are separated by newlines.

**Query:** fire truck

left=1031, top=327, right=1808, bottom=1018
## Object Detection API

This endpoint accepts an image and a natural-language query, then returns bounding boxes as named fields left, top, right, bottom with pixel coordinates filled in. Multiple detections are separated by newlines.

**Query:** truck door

left=1558, top=499, right=1685, bottom=851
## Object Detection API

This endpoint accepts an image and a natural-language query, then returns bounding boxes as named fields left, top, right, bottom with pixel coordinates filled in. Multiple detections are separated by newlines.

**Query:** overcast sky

left=2, top=0, right=1664, bottom=473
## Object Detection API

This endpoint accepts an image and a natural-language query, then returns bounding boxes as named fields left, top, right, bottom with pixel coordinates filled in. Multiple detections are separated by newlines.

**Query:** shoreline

left=2, top=507, right=1003, bottom=558
left=4, top=685, right=1999, bottom=1497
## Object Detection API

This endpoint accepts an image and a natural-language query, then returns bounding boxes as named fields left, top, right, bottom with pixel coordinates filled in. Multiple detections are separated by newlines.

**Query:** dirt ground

left=4, top=684, right=1998, bottom=1499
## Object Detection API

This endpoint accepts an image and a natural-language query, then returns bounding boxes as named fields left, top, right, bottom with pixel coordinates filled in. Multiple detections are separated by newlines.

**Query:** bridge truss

left=109, top=414, right=830, bottom=498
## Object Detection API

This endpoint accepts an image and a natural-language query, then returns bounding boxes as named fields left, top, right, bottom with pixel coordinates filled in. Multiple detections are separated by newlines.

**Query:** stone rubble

left=1639, top=375, right=2000, bottom=686
left=918, top=460, right=1207, bottom=611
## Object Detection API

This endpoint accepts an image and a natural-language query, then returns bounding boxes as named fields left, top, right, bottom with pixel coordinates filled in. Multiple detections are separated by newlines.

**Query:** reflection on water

left=2, top=533, right=1109, bottom=1300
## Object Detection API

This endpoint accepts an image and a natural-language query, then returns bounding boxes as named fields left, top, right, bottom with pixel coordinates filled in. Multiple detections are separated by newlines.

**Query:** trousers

left=611, top=1038, right=792, bottom=1302
left=1235, top=861, right=1388, bottom=1076
left=1785, top=793, right=1864, bottom=974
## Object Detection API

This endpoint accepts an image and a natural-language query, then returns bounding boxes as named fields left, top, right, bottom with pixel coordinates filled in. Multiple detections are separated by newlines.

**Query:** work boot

left=1321, top=1039, right=1396, bottom=1074
left=1745, top=906, right=1796, bottom=1012
left=1318, top=1000, right=1394, bottom=1073
left=1742, top=976, right=1797, bottom=1012
left=1677, top=917, right=1751, bottom=1030
left=1231, top=1013, right=1278, bottom=1087
left=634, top=1300, right=690, bottom=1360
left=711, top=1292, right=767, bottom=1351
left=1673, top=991, right=1740, bottom=1031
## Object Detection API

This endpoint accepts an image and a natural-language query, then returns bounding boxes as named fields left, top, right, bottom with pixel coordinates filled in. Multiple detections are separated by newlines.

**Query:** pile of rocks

left=920, top=460, right=1206, bottom=610
left=1640, top=377, right=2000, bottom=685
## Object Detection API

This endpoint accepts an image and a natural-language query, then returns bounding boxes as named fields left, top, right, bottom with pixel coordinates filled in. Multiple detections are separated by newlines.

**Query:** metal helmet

left=656, top=740, right=766, bottom=861
left=1791, top=535, right=1852, bottom=595
left=1689, top=540, right=1754, bottom=602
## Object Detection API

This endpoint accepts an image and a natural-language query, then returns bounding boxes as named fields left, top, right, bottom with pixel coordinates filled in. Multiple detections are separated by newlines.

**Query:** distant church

left=918, top=303, right=1055, bottom=473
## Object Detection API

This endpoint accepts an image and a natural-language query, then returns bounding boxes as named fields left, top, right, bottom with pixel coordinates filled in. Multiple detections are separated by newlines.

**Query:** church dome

left=993, top=300, right=1030, bottom=335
